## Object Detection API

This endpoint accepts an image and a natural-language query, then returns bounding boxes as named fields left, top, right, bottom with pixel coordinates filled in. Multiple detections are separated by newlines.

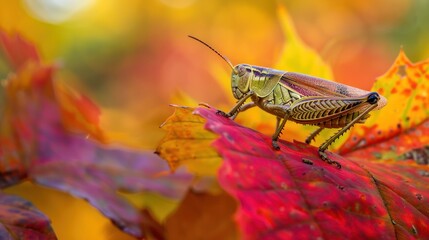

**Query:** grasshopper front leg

left=218, top=91, right=254, bottom=118
left=229, top=102, right=257, bottom=120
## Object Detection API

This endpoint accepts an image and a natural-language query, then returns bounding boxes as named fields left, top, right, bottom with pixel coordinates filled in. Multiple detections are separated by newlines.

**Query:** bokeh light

left=159, top=0, right=198, bottom=9
left=23, top=0, right=96, bottom=23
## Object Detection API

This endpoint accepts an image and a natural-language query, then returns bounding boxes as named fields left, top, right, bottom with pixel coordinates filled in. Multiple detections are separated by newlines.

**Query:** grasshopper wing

left=280, top=72, right=387, bottom=109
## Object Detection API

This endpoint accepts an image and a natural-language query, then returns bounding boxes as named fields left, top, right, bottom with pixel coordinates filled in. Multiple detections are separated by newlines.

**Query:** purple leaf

left=0, top=192, right=56, bottom=240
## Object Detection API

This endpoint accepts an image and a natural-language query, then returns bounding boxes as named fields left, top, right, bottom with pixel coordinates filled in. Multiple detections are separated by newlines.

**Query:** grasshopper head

left=231, top=64, right=251, bottom=99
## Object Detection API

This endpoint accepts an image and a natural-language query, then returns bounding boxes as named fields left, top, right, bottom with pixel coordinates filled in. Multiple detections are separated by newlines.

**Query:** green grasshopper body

left=189, top=36, right=387, bottom=168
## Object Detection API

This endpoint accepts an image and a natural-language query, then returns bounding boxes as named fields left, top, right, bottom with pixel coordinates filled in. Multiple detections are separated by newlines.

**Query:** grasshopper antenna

left=188, top=35, right=237, bottom=74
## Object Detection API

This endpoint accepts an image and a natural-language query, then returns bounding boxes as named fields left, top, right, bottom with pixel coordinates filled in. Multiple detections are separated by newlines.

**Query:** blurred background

left=1, top=0, right=428, bottom=239
left=1, top=0, right=429, bottom=148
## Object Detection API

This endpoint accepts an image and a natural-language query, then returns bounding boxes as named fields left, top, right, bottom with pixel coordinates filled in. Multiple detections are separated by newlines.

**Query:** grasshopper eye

left=367, top=92, right=380, bottom=104
left=237, top=67, right=246, bottom=76
left=234, top=65, right=249, bottom=76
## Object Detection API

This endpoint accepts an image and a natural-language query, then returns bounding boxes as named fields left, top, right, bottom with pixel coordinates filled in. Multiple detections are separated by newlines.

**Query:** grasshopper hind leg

left=305, top=127, right=324, bottom=144
left=318, top=128, right=349, bottom=169
left=317, top=104, right=379, bottom=169
left=304, top=127, right=341, bottom=168
left=318, top=150, right=342, bottom=169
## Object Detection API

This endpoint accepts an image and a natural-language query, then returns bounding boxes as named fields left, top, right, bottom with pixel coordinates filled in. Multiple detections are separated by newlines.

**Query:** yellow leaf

left=274, top=5, right=333, bottom=80
left=156, top=105, right=221, bottom=176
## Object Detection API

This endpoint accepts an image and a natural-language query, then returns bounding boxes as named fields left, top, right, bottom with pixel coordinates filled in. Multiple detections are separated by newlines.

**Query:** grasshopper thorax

left=231, top=64, right=252, bottom=99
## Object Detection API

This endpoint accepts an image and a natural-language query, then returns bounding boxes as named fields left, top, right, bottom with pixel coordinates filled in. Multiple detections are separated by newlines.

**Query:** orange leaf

left=339, top=50, right=429, bottom=159
left=56, top=83, right=105, bottom=142
left=166, top=190, right=238, bottom=240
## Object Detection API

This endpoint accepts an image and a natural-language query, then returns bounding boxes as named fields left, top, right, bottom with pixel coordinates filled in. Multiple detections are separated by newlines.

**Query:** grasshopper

left=189, top=36, right=387, bottom=168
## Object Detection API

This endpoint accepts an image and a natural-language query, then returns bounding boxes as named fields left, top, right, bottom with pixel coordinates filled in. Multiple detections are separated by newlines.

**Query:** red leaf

left=340, top=118, right=429, bottom=162
left=0, top=192, right=56, bottom=239
left=194, top=106, right=429, bottom=239
left=0, top=30, right=40, bottom=70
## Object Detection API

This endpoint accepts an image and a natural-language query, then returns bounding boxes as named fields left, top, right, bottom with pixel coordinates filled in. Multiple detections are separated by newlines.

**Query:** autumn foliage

left=0, top=31, right=191, bottom=239
left=1, top=8, right=429, bottom=240
left=158, top=105, right=429, bottom=239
